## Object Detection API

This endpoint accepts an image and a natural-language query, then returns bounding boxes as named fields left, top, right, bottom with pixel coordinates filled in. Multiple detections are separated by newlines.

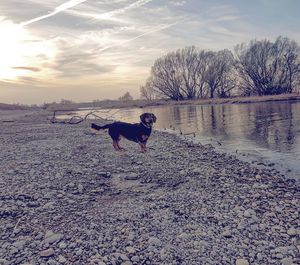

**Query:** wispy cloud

left=67, top=0, right=155, bottom=24
left=93, top=0, right=153, bottom=20
left=20, top=0, right=88, bottom=26
left=12, top=66, right=41, bottom=72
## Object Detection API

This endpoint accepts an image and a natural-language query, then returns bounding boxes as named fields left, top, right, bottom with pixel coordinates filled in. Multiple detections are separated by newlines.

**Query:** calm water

left=65, top=101, right=300, bottom=178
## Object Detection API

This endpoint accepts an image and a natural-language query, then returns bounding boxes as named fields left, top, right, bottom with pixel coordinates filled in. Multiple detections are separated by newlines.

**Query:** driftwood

left=50, top=109, right=120, bottom=125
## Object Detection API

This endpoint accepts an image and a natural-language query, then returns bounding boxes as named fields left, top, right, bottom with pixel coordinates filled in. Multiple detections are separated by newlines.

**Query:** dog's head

left=140, top=113, right=157, bottom=127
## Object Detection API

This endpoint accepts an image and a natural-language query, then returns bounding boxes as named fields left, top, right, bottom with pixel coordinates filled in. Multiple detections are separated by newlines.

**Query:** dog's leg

left=113, top=138, right=126, bottom=151
left=116, top=141, right=126, bottom=151
left=139, top=143, right=147, bottom=153
left=113, top=140, right=121, bottom=151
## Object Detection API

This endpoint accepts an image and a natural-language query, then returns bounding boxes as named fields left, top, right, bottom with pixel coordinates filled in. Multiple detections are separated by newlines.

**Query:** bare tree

left=141, top=36, right=300, bottom=100
left=140, top=80, right=155, bottom=100
left=235, top=36, right=300, bottom=96
left=204, top=50, right=236, bottom=98
left=146, top=47, right=213, bottom=100
left=149, top=52, right=184, bottom=100
left=119, top=92, right=133, bottom=101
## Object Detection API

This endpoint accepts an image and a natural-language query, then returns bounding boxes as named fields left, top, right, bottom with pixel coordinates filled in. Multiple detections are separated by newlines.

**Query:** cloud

left=93, top=0, right=153, bottom=20
left=12, top=66, right=41, bottom=72
left=50, top=41, right=116, bottom=78
left=20, top=0, right=88, bottom=26
left=171, top=0, right=187, bottom=6
left=96, top=22, right=178, bottom=53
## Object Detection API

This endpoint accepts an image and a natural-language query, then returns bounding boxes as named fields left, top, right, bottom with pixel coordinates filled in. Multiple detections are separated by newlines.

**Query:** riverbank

left=0, top=110, right=299, bottom=265
left=70, top=93, right=300, bottom=110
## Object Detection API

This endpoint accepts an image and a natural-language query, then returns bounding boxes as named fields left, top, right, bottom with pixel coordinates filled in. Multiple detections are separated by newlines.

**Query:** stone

left=121, top=262, right=132, bottom=265
left=148, top=237, right=162, bottom=247
left=0, top=259, right=8, bottom=265
left=280, top=258, right=294, bottom=265
left=77, top=184, right=84, bottom=193
left=13, top=240, right=27, bottom=250
left=58, top=255, right=67, bottom=264
left=40, top=248, right=55, bottom=257
left=130, top=256, right=140, bottom=262
left=98, top=172, right=111, bottom=178
left=118, top=254, right=129, bottom=261
left=221, top=230, right=232, bottom=238
left=124, top=173, right=139, bottom=180
left=44, top=232, right=63, bottom=244
left=243, top=209, right=256, bottom=218
left=47, top=259, right=58, bottom=265
left=125, top=247, right=136, bottom=254
left=236, top=258, right=249, bottom=265
left=287, top=228, right=298, bottom=236
left=59, top=242, right=67, bottom=249
left=275, top=246, right=288, bottom=255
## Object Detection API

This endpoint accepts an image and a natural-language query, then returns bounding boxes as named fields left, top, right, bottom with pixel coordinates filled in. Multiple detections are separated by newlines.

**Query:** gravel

left=0, top=110, right=299, bottom=264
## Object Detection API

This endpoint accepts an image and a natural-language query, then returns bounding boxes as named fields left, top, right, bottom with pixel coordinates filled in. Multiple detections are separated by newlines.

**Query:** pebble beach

left=0, top=110, right=299, bottom=265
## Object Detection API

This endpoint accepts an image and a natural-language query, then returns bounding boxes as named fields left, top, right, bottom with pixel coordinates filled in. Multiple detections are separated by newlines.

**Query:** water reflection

left=243, top=102, right=296, bottom=152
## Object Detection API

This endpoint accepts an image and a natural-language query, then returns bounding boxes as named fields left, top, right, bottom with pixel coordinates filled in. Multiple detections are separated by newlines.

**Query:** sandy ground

left=0, top=110, right=299, bottom=265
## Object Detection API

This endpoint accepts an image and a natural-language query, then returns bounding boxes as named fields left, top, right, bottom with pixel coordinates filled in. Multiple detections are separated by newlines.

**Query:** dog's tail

left=91, top=123, right=110, bottom=131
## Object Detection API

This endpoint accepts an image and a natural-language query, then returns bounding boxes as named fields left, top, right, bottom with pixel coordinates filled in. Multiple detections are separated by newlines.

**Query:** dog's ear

left=140, top=113, right=147, bottom=122
left=152, top=114, right=157, bottom=123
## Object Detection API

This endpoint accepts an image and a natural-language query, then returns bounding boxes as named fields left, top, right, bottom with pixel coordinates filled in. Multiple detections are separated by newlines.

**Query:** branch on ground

left=49, top=109, right=120, bottom=125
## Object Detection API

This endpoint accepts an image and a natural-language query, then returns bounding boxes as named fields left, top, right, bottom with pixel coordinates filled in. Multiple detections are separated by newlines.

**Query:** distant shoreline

left=1, top=93, right=300, bottom=111
left=71, top=93, right=300, bottom=110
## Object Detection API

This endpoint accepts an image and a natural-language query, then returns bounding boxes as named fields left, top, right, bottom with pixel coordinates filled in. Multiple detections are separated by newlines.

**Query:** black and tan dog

left=91, top=113, right=157, bottom=152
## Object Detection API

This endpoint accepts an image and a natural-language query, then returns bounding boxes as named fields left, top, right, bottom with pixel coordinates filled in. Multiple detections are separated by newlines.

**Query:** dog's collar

left=141, top=122, right=152, bottom=129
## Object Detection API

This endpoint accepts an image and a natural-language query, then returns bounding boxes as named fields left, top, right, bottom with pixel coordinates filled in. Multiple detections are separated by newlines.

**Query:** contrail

left=21, top=0, right=88, bottom=26
left=96, top=22, right=178, bottom=53
left=94, top=0, right=153, bottom=20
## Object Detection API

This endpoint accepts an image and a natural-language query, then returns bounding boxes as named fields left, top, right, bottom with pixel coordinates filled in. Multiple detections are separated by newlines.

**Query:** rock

left=276, top=254, right=284, bottom=259
left=221, top=230, right=232, bottom=238
left=124, top=173, right=139, bottom=180
left=43, top=202, right=55, bottom=210
left=58, top=255, right=67, bottom=263
left=243, top=209, right=256, bottom=218
left=76, top=248, right=83, bottom=256
left=121, top=262, right=132, bottom=265
left=257, top=253, right=263, bottom=261
left=0, top=259, right=8, bottom=265
left=59, top=242, right=67, bottom=249
left=148, top=237, right=162, bottom=247
left=40, top=248, right=55, bottom=257
left=47, top=259, right=58, bottom=265
left=236, top=259, right=249, bottom=265
left=130, top=256, right=140, bottom=262
left=98, top=172, right=111, bottom=178
left=287, top=228, right=299, bottom=236
left=44, top=232, right=63, bottom=244
left=77, top=184, right=84, bottom=193
left=280, top=257, right=294, bottom=265
left=125, top=246, right=136, bottom=254
left=275, top=246, right=288, bottom=255
left=13, top=239, right=27, bottom=250
left=117, top=253, right=129, bottom=261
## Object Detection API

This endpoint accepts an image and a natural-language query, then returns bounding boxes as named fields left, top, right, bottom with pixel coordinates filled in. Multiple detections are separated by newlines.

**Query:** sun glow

left=0, top=18, right=57, bottom=82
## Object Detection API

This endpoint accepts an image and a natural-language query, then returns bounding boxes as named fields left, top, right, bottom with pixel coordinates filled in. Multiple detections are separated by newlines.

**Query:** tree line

left=140, top=36, right=300, bottom=100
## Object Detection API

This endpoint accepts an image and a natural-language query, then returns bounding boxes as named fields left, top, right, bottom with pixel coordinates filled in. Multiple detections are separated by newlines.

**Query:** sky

left=0, top=0, right=300, bottom=104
